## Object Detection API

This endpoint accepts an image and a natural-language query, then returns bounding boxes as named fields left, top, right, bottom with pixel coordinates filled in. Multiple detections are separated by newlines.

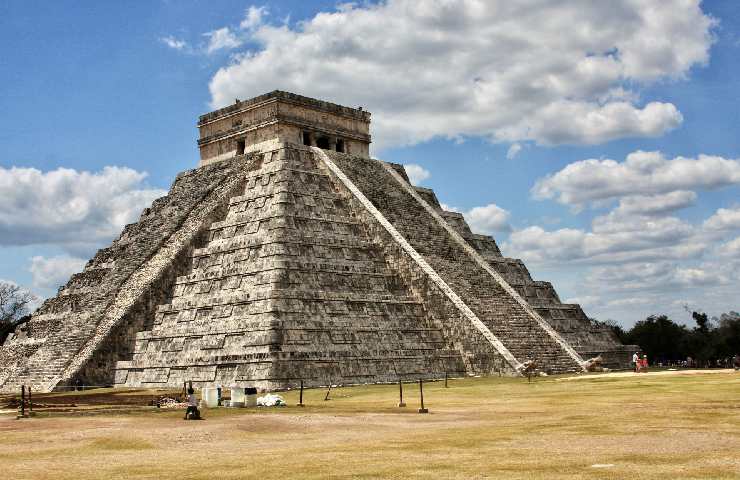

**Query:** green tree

left=715, top=312, right=740, bottom=358
left=625, top=315, right=689, bottom=362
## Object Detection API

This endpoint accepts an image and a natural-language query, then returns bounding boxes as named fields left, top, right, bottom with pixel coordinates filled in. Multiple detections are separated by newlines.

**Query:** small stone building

left=0, top=91, right=635, bottom=392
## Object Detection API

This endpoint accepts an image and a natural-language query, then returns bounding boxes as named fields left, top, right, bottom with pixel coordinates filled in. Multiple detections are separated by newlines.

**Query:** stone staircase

left=324, top=151, right=584, bottom=374
left=115, top=145, right=469, bottom=390
left=0, top=158, right=250, bottom=393
left=405, top=166, right=633, bottom=368
left=3, top=143, right=631, bottom=393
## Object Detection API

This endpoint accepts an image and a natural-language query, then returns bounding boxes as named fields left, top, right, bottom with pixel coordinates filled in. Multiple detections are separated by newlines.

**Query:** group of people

left=631, top=352, right=740, bottom=372
left=632, top=352, right=649, bottom=373
left=631, top=353, right=740, bottom=370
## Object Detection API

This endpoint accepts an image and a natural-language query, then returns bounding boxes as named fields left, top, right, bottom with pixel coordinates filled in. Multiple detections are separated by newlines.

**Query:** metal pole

left=398, top=380, right=406, bottom=407
left=445, top=371, right=448, bottom=388
left=298, top=380, right=305, bottom=407
left=418, top=379, right=428, bottom=414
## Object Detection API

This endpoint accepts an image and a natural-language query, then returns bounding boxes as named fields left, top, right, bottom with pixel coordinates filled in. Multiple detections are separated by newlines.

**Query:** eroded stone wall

left=401, top=174, right=635, bottom=368
left=1, top=137, right=636, bottom=393
left=0, top=157, right=251, bottom=392
left=324, top=151, right=584, bottom=374
left=198, top=91, right=371, bottom=166
left=115, top=145, right=473, bottom=390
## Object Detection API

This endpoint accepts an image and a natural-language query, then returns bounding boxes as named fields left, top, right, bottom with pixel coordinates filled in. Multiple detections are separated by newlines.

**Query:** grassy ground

left=2, top=370, right=739, bottom=479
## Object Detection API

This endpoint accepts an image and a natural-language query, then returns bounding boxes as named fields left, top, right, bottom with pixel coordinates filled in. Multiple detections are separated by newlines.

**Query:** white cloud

left=563, top=295, right=601, bottom=309
left=0, top=166, right=165, bottom=254
left=501, top=101, right=682, bottom=146
left=504, top=209, right=704, bottom=265
left=550, top=255, right=737, bottom=325
left=506, top=226, right=588, bottom=263
left=207, top=0, right=714, bottom=150
left=439, top=202, right=511, bottom=233
left=506, top=143, right=522, bottom=160
left=464, top=203, right=511, bottom=234
left=503, top=149, right=740, bottom=323
left=204, top=27, right=242, bottom=54
left=532, top=151, right=740, bottom=209
left=512, top=150, right=740, bottom=321
left=29, top=256, right=87, bottom=290
left=703, top=207, right=740, bottom=231
left=716, top=237, right=740, bottom=257
left=163, top=7, right=266, bottom=56
left=587, top=261, right=727, bottom=291
left=613, top=191, right=697, bottom=216
left=240, top=6, right=267, bottom=30
left=606, top=297, right=652, bottom=308
left=160, top=36, right=187, bottom=51
left=671, top=266, right=724, bottom=287
left=404, top=164, right=430, bottom=185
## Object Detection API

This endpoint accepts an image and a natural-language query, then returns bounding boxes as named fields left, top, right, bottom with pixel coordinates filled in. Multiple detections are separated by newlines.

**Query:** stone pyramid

left=0, top=91, right=634, bottom=392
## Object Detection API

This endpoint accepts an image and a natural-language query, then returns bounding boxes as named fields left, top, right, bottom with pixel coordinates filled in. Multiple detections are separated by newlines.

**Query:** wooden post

left=20, top=385, right=26, bottom=417
left=297, top=380, right=305, bottom=407
left=418, top=379, right=428, bottom=414
left=398, top=380, right=406, bottom=407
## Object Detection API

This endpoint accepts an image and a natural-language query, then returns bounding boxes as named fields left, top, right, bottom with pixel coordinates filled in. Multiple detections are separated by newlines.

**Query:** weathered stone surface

left=0, top=91, right=637, bottom=393
left=323, top=150, right=584, bottom=374
left=115, top=145, right=477, bottom=390
left=0, top=158, right=251, bottom=392
left=198, top=91, right=371, bottom=165
left=388, top=164, right=635, bottom=367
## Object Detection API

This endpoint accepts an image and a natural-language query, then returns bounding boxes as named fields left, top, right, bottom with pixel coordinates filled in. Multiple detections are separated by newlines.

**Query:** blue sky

left=1, top=1, right=738, bottom=326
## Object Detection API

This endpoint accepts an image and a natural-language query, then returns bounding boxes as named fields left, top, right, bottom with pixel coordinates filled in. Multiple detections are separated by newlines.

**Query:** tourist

left=632, top=352, right=639, bottom=372
left=184, top=388, right=200, bottom=420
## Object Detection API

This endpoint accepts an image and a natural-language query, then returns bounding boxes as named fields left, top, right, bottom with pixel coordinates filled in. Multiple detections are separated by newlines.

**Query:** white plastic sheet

left=256, top=393, right=285, bottom=407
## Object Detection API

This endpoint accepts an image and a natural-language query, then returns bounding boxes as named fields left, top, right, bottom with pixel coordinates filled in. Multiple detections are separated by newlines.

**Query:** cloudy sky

left=1, top=1, right=738, bottom=326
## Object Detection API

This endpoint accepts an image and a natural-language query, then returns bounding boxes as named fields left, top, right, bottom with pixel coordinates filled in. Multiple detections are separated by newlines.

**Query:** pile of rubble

left=156, top=397, right=188, bottom=409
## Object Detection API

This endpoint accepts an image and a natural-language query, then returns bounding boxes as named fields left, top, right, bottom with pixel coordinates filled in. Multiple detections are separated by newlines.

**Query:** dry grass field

left=2, top=370, right=739, bottom=479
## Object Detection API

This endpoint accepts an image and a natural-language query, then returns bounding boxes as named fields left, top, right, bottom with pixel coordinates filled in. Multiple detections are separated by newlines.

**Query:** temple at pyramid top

left=197, top=90, right=372, bottom=166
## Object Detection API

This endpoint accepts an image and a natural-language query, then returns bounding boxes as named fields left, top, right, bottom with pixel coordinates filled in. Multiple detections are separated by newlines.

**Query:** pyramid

left=0, top=91, right=635, bottom=392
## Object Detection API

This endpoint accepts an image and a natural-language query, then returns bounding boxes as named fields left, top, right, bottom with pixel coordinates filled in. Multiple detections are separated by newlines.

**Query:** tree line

left=602, top=311, right=740, bottom=367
